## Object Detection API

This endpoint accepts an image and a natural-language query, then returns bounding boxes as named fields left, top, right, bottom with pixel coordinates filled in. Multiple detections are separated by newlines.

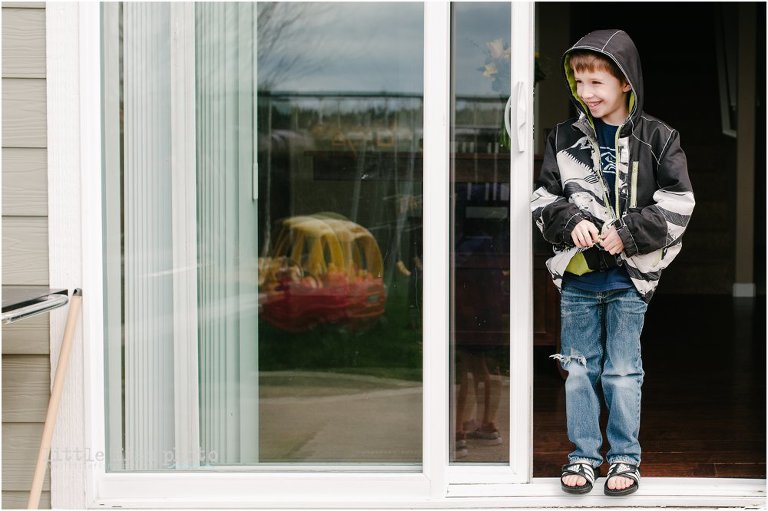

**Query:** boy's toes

left=561, top=463, right=595, bottom=494
left=605, top=463, right=640, bottom=496
left=564, top=475, right=587, bottom=487
left=607, top=475, right=631, bottom=490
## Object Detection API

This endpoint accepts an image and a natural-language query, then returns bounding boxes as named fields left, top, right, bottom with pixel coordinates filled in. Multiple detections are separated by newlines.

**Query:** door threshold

left=445, top=477, right=765, bottom=508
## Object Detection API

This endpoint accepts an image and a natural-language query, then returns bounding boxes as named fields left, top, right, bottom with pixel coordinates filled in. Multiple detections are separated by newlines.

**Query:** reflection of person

left=455, top=349, right=502, bottom=458
left=452, top=197, right=507, bottom=459
left=530, top=30, right=694, bottom=496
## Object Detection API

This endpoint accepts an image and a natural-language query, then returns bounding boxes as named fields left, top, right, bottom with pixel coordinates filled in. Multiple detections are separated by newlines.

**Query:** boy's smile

left=573, top=68, right=632, bottom=126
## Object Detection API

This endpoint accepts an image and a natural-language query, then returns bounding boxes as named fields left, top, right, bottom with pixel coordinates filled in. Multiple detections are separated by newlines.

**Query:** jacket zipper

left=613, top=128, right=622, bottom=217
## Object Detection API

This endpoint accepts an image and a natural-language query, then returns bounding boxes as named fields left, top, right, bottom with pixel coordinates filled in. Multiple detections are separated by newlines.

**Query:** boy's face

left=572, top=67, right=631, bottom=126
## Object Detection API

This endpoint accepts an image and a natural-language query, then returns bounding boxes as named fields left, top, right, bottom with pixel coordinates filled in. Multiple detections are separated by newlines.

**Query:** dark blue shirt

left=563, top=118, right=633, bottom=292
left=596, top=118, right=618, bottom=207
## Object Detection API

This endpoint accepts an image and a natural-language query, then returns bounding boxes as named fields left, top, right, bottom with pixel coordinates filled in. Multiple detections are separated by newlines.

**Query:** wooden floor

left=533, top=294, right=766, bottom=479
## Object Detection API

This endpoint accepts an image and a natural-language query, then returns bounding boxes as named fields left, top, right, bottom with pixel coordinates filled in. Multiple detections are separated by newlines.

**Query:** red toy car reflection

left=259, top=213, right=386, bottom=332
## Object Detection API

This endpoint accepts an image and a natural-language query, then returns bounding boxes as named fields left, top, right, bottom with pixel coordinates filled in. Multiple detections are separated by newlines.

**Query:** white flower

left=486, top=38, right=505, bottom=59
left=482, top=63, right=498, bottom=78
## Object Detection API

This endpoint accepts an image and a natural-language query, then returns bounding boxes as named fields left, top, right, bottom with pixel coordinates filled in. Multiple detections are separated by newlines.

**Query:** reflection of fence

left=258, top=91, right=505, bottom=153
left=259, top=91, right=423, bottom=153
left=453, top=95, right=508, bottom=154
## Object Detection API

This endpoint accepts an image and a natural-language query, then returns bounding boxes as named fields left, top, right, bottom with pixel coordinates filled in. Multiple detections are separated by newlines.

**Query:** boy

left=530, top=29, right=695, bottom=496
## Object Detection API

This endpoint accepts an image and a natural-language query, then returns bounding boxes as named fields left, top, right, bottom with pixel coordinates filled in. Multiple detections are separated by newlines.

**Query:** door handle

left=515, top=81, right=527, bottom=153
left=503, top=94, right=513, bottom=149
left=503, top=81, right=528, bottom=153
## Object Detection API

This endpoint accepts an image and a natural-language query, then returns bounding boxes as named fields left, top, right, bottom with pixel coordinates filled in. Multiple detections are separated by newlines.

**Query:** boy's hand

left=571, top=220, right=600, bottom=248
left=599, top=226, right=625, bottom=255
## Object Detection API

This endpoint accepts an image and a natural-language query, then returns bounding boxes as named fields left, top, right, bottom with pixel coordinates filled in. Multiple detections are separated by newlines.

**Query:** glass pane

left=103, top=1, right=423, bottom=471
left=450, top=2, right=511, bottom=464
left=255, top=2, right=424, bottom=465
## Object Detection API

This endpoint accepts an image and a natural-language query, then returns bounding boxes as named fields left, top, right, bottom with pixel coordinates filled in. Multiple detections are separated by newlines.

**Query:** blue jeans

left=554, top=284, right=648, bottom=468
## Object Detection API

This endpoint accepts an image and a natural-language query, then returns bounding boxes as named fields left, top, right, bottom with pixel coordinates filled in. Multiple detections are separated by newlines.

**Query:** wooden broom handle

left=27, top=289, right=82, bottom=510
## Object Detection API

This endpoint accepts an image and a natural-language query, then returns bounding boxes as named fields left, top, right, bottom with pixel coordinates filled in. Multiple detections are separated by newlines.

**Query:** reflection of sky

left=258, top=2, right=510, bottom=98
left=260, top=3, right=424, bottom=95
left=453, top=3, right=511, bottom=98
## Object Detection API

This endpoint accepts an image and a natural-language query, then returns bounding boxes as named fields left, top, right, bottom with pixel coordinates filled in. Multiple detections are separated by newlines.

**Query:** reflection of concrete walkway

left=260, top=371, right=422, bottom=462
left=259, top=371, right=510, bottom=464
left=458, top=375, right=511, bottom=463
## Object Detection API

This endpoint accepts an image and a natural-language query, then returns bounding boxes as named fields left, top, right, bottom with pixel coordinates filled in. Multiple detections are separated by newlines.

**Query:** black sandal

left=560, top=462, right=596, bottom=494
left=604, top=462, right=640, bottom=496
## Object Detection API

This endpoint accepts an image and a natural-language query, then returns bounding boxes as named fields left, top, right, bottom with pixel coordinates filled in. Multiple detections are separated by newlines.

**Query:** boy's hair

left=568, top=50, right=627, bottom=85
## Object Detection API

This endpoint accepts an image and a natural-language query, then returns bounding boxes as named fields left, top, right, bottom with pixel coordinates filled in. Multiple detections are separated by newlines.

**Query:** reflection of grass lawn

left=323, top=366, right=422, bottom=382
left=259, top=272, right=422, bottom=381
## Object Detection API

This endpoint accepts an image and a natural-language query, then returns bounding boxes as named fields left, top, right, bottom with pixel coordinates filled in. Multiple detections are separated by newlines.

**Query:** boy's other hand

left=571, top=220, right=600, bottom=248
left=599, top=226, right=625, bottom=255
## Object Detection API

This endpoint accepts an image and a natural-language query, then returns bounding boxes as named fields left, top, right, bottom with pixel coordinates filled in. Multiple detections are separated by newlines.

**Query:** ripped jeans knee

left=550, top=348, right=587, bottom=369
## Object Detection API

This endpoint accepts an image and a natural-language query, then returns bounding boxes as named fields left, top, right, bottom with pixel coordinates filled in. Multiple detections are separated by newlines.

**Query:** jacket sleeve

left=530, top=127, right=589, bottom=246
left=615, top=129, right=695, bottom=257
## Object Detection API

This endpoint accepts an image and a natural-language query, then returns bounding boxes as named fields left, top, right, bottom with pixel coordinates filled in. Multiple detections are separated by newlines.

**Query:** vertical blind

left=196, top=2, right=259, bottom=466
left=113, top=2, right=258, bottom=470
left=122, top=3, right=176, bottom=471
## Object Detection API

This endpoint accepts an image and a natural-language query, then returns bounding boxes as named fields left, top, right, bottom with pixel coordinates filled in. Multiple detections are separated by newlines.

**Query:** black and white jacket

left=530, top=29, right=695, bottom=303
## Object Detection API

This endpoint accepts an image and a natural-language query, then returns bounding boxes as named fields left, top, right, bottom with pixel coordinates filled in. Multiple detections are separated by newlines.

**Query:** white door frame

left=46, top=1, right=765, bottom=509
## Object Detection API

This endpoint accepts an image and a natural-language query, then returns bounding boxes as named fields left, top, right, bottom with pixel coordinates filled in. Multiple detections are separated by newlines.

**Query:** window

left=450, top=2, right=513, bottom=465
left=102, top=2, right=425, bottom=471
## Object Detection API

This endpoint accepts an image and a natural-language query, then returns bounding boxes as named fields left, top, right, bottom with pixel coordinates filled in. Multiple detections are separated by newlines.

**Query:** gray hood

left=562, top=29, right=644, bottom=131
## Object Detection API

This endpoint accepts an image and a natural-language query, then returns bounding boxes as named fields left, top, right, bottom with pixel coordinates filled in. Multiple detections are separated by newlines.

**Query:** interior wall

left=755, top=2, right=766, bottom=297
left=534, top=3, right=570, bottom=154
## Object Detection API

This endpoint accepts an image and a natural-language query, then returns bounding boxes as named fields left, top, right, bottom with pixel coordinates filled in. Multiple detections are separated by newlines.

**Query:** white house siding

left=2, top=2, right=52, bottom=508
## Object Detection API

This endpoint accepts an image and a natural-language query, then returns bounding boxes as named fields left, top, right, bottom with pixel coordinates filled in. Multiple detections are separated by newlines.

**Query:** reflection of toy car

left=259, top=213, right=386, bottom=332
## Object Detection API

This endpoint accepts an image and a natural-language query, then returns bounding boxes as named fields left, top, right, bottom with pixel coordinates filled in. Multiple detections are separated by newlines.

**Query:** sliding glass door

left=103, top=1, right=425, bottom=471
left=98, top=1, right=533, bottom=497
left=253, top=2, right=425, bottom=465
left=447, top=1, right=534, bottom=479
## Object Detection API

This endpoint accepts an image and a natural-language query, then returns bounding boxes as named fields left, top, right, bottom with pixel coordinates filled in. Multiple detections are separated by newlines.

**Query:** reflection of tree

left=257, top=3, right=327, bottom=90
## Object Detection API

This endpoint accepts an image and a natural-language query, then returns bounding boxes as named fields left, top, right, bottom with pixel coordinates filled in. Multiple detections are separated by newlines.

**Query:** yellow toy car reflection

left=260, top=213, right=386, bottom=332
